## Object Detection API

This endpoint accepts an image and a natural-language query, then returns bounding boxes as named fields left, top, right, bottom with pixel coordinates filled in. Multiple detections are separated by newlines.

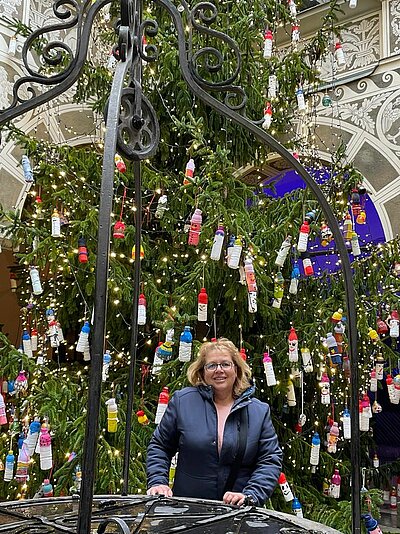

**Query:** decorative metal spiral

left=97, top=517, right=131, bottom=533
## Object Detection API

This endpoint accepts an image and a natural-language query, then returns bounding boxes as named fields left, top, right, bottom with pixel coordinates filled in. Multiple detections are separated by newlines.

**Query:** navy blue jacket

left=146, top=385, right=282, bottom=505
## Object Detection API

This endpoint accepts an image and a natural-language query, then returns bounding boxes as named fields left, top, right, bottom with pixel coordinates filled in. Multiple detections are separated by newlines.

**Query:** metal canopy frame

left=0, top=0, right=360, bottom=532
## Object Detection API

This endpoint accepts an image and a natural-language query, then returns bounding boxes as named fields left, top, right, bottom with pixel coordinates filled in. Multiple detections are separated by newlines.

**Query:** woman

left=146, top=338, right=282, bottom=506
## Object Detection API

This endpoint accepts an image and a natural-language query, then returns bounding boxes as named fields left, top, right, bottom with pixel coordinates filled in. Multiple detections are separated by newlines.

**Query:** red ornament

left=113, top=220, right=126, bottom=239
left=78, top=237, right=88, bottom=263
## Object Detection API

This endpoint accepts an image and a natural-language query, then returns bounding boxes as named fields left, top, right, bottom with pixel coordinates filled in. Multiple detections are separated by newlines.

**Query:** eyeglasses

left=204, top=362, right=234, bottom=372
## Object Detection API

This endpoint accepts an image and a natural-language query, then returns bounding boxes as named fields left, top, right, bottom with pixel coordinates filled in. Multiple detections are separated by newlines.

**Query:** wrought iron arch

left=0, top=0, right=360, bottom=532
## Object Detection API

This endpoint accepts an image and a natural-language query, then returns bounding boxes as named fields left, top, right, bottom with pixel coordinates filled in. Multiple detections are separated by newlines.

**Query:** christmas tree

left=1, top=0, right=399, bottom=531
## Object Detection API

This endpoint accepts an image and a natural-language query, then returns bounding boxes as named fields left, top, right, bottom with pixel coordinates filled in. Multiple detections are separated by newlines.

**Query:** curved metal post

left=76, top=49, right=132, bottom=534
left=153, top=1, right=360, bottom=531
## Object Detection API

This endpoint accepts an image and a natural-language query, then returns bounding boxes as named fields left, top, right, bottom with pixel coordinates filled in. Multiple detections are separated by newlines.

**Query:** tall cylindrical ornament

left=327, top=422, right=339, bottom=453
left=263, top=352, right=277, bottom=386
left=310, top=432, right=320, bottom=467
left=15, top=443, right=30, bottom=483
left=263, top=29, right=273, bottom=58
left=227, top=237, right=242, bottom=269
left=351, top=232, right=361, bottom=256
left=25, top=419, right=41, bottom=455
left=335, top=41, right=346, bottom=66
left=210, top=225, right=225, bottom=261
left=287, top=379, right=296, bottom=406
left=138, top=293, right=147, bottom=326
left=388, top=310, right=399, bottom=338
left=278, top=473, right=294, bottom=502
left=330, top=469, right=341, bottom=498
left=198, top=288, right=208, bottom=322
left=39, top=425, right=52, bottom=471
left=30, top=267, right=43, bottom=295
left=30, top=328, right=38, bottom=352
left=0, top=393, right=7, bottom=425
left=178, top=326, right=193, bottom=362
left=102, top=350, right=111, bottom=382
left=76, top=321, right=90, bottom=359
left=22, top=330, right=33, bottom=358
left=4, top=450, right=15, bottom=482
left=184, top=158, right=195, bottom=185
left=375, top=353, right=385, bottom=380
left=289, top=261, right=300, bottom=295
left=78, top=237, right=88, bottom=263
left=370, top=370, right=377, bottom=392
left=21, top=155, right=33, bottom=182
left=292, top=497, right=303, bottom=518
left=342, top=408, right=351, bottom=440
left=320, top=373, right=330, bottom=405
left=275, top=236, right=292, bottom=267
left=262, top=102, right=273, bottom=130
left=244, top=258, right=257, bottom=313
left=272, top=272, right=284, bottom=309
left=188, top=209, right=202, bottom=246
left=155, top=387, right=170, bottom=424
left=106, top=398, right=118, bottom=432
left=51, top=208, right=61, bottom=238
left=268, top=75, right=277, bottom=98
left=297, top=221, right=309, bottom=252
left=155, top=195, right=168, bottom=218
left=288, top=327, right=298, bottom=362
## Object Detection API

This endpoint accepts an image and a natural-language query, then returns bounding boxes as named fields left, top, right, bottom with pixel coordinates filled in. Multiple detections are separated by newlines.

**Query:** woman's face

left=203, top=349, right=237, bottom=398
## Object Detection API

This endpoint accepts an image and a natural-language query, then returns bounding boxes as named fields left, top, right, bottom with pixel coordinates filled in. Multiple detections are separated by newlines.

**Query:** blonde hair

left=187, top=338, right=252, bottom=397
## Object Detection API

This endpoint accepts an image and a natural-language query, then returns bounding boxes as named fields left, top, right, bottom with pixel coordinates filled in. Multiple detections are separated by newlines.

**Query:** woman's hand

left=222, top=491, right=246, bottom=506
left=147, top=485, right=173, bottom=497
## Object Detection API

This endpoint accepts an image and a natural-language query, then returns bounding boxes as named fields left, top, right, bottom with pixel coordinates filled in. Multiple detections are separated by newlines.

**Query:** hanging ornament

left=342, top=407, right=351, bottom=439
left=138, top=293, right=147, bottom=326
left=334, top=322, right=345, bottom=353
left=292, top=497, right=303, bottom=518
left=356, top=210, right=366, bottom=224
left=325, top=332, right=341, bottom=365
left=310, top=432, right=320, bottom=470
left=377, top=316, right=388, bottom=335
left=369, top=369, right=377, bottom=392
left=131, top=244, right=145, bottom=261
left=320, top=373, right=330, bottom=405
left=152, top=342, right=164, bottom=376
left=31, top=328, right=38, bottom=352
left=320, top=222, right=333, bottom=247
left=322, top=92, right=332, bottom=107
left=288, top=327, right=298, bottom=363
left=210, top=224, right=225, bottom=261
left=240, top=348, right=247, bottom=361
left=78, top=237, right=88, bottom=263
left=14, top=371, right=28, bottom=395
left=335, top=41, right=346, bottom=66
left=262, top=102, right=273, bottom=130
left=184, top=158, right=195, bottom=185
left=25, top=419, right=41, bottom=455
left=263, top=351, right=277, bottom=386
left=362, top=392, right=372, bottom=417
left=157, top=340, right=173, bottom=361
left=197, top=287, right=208, bottom=322
left=155, top=387, right=170, bottom=424
left=39, top=424, right=52, bottom=470
left=327, top=422, right=339, bottom=453
left=297, top=219, right=310, bottom=253
left=114, top=154, right=126, bottom=173
left=368, top=327, right=379, bottom=343
left=393, top=262, right=400, bottom=277
left=22, top=330, right=33, bottom=358
left=136, top=410, right=149, bottom=425
left=106, top=398, right=118, bottom=432
left=278, top=473, right=294, bottom=501
left=301, top=347, right=313, bottom=373
left=102, top=350, right=111, bottom=382
left=289, top=261, right=300, bottom=295
left=42, top=478, right=54, bottom=497
left=291, top=23, right=300, bottom=42
left=263, top=29, right=273, bottom=59
left=330, top=469, right=341, bottom=498
left=286, top=379, right=296, bottom=406
left=388, top=310, right=399, bottom=338
left=343, top=213, right=353, bottom=240
left=51, top=208, right=61, bottom=238
left=155, top=194, right=168, bottom=219
left=301, top=253, right=313, bottom=276
left=268, top=75, right=277, bottom=98
left=375, top=353, right=385, bottom=379
left=188, top=209, right=202, bottom=246
left=244, top=258, right=257, bottom=313
left=359, top=400, right=370, bottom=431
left=275, top=236, right=292, bottom=267
left=4, top=450, right=15, bottom=482
left=386, top=375, right=398, bottom=404
left=15, top=443, right=30, bottom=483
left=113, top=186, right=127, bottom=239
left=227, top=237, right=242, bottom=269
left=272, top=271, right=284, bottom=309
left=296, top=86, right=306, bottom=111
left=178, top=326, right=193, bottom=362
left=113, top=221, right=126, bottom=239
left=350, top=188, right=361, bottom=216
left=288, top=0, right=297, bottom=16
left=76, top=321, right=91, bottom=360
left=349, top=0, right=357, bottom=7
left=21, top=155, right=33, bottom=182
left=0, top=393, right=7, bottom=425
left=362, top=514, right=383, bottom=534
left=30, top=266, right=43, bottom=296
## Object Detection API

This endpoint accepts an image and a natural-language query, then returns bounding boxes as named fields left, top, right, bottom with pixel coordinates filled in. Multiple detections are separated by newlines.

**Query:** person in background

left=146, top=338, right=282, bottom=506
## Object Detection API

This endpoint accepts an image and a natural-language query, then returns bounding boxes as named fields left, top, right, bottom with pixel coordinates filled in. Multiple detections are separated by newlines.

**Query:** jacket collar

left=197, top=384, right=255, bottom=407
